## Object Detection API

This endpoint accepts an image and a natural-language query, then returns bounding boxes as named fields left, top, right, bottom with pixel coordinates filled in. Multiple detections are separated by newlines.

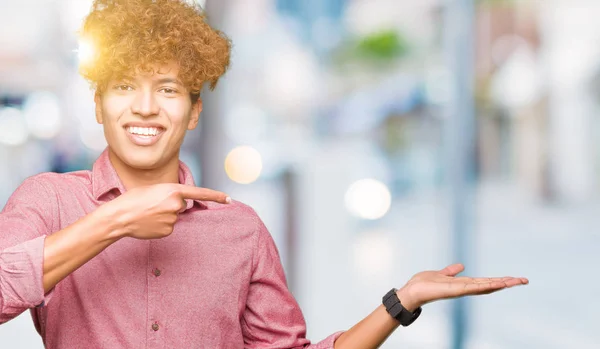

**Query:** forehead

left=115, top=62, right=181, bottom=82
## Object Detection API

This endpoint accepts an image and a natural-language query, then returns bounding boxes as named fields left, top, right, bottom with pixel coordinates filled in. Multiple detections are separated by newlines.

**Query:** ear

left=188, top=97, right=202, bottom=130
left=94, top=93, right=103, bottom=124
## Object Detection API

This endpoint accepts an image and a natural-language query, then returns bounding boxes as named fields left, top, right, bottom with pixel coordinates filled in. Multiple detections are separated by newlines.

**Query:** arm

left=44, top=183, right=230, bottom=293
left=239, top=209, right=528, bottom=348
left=1, top=179, right=229, bottom=323
left=241, top=212, right=343, bottom=349
left=333, top=264, right=528, bottom=349
left=41, top=205, right=122, bottom=293
left=1, top=177, right=58, bottom=323
left=332, top=306, right=400, bottom=349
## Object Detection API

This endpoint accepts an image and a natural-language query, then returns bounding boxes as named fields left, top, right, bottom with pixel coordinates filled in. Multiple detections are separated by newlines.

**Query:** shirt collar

left=92, top=148, right=207, bottom=210
left=92, top=149, right=126, bottom=200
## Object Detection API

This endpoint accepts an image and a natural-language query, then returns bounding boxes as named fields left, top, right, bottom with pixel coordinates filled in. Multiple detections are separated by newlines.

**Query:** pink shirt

left=0, top=150, right=342, bottom=348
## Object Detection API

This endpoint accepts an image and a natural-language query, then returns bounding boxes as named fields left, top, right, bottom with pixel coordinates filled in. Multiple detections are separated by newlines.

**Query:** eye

left=114, top=84, right=134, bottom=91
left=159, top=87, right=178, bottom=94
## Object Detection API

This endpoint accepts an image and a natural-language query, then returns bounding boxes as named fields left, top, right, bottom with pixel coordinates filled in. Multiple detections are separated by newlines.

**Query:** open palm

left=399, top=263, right=529, bottom=311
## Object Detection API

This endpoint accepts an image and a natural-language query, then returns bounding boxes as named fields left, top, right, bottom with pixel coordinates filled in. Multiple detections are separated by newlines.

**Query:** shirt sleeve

left=0, top=176, right=57, bottom=324
left=241, top=209, right=344, bottom=349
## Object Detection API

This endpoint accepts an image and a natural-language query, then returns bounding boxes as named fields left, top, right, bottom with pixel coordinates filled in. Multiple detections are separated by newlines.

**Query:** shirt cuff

left=307, top=331, right=345, bottom=349
left=0, top=236, right=55, bottom=313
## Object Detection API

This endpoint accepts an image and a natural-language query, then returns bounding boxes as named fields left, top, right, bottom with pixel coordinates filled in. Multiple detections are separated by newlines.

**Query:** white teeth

left=127, top=126, right=160, bottom=136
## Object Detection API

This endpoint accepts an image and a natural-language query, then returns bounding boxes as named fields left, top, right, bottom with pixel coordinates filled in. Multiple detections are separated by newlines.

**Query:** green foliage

left=354, top=29, right=409, bottom=60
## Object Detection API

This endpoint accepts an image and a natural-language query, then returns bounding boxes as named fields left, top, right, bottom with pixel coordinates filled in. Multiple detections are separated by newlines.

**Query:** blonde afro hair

left=79, top=0, right=231, bottom=96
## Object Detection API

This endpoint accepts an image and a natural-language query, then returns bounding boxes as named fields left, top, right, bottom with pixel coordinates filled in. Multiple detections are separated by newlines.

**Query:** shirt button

left=153, top=268, right=161, bottom=277
left=152, top=323, right=159, bottom=331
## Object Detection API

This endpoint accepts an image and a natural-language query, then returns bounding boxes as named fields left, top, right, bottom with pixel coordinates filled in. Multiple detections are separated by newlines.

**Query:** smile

left=127, top=126, right=161, bottom=137
left=124, top=125, right=165, bottom=146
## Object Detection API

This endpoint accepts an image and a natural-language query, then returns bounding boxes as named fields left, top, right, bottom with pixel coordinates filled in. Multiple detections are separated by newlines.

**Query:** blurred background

left=0, top=0, right=598, bottom=348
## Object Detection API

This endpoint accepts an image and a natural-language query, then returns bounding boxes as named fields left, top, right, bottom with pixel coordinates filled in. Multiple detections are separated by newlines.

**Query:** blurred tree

left=355, top=30, right=409, bottom=61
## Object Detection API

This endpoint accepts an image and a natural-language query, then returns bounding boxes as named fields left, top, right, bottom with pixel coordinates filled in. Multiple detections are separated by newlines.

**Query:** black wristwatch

left=382, top=288, right=422, bottom=326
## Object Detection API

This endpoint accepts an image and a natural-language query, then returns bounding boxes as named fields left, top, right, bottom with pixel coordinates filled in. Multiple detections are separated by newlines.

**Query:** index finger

left=176, top=184, right=231, bottom=204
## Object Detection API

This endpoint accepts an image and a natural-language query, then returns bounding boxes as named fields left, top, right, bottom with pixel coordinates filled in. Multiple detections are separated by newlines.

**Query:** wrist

left=396, top=286, right=420, bottom=313
left=93, top=202, right=130, bottom=241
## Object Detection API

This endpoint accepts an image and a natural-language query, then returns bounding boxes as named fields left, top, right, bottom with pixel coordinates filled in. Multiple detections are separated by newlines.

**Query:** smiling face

left=95, top=62, right=202, bottom=171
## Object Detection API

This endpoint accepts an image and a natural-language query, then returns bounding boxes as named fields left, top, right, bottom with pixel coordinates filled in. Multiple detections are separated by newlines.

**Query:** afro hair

left=79, top=0, right=231, bottom=96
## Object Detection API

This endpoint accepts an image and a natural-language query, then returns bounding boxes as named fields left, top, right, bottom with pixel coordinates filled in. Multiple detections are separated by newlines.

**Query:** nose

left=131, top=89, right=159, bottom=117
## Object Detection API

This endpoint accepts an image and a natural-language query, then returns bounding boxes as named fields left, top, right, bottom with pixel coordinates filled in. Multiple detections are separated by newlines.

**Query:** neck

left=107, top=148, right=181, bottom=190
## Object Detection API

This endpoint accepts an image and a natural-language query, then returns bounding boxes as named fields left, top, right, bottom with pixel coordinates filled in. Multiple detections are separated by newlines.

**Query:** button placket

left=148, top=242, right=164, bottom=348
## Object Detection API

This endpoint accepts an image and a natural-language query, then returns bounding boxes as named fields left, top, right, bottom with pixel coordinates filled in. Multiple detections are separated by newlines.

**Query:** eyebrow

left=155, top=77, right=183, bottom=86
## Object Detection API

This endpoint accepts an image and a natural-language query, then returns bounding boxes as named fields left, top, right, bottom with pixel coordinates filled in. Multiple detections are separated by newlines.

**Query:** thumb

left=439, top=263, right=465, bottom=277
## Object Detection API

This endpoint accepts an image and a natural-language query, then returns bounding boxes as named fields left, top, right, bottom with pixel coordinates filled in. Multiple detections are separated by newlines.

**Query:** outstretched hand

left=397, top=263, right=528, bottom=312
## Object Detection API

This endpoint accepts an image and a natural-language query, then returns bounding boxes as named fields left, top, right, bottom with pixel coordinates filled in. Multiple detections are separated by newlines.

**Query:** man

left=0, top=0, right=528, bottom=348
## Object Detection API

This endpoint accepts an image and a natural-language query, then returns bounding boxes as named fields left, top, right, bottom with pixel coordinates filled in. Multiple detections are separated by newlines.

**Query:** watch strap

left=382, top=288, right=422, bottom=326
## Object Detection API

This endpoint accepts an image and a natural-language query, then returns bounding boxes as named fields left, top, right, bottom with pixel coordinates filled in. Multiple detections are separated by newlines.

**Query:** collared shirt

left=0, top=149, right=343, bottom=348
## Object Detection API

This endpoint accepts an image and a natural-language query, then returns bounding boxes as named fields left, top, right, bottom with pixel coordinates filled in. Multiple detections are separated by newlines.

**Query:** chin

left=110, top=145, right=164, bottom=170
left=124, top=153, right=164, bottom=170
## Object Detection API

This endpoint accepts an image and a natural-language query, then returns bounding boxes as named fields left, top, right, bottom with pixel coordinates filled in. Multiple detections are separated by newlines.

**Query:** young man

left=0, top=1, right=528, bottom=348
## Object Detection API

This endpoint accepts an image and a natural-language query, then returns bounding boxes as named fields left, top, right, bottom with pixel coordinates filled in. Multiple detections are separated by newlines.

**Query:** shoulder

left=229, top=200, right=261, bottom=222
left=5, top=171, right=92, bottom=207
left=225, top=201, right=274, bottom=247
left=198, top=199, right=269, bottom=239
left=25, top=170, right=93, bottom=193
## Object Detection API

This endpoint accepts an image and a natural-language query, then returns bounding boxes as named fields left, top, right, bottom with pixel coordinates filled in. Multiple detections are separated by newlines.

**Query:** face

left=95, top=62, right=201, bottom=170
